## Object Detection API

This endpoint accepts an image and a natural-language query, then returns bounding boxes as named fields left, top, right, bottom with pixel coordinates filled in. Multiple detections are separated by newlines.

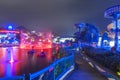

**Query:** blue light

left=109, top=41, right=115, bottom=47
left=8, top=25, right=13, bottom=30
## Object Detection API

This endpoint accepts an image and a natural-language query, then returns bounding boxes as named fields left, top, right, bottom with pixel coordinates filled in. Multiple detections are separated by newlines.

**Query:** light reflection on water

left=0, top=47, right=53, bottom=77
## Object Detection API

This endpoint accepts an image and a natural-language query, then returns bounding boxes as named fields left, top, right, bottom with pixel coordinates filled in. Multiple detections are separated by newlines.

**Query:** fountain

left=7, top=47, right=14, bottom=63
left=9, top=52, right=14, bottom=63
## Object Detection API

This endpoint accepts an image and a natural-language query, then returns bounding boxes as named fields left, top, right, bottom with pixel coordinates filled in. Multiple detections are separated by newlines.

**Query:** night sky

left=0, top=0, right=119, bottom=36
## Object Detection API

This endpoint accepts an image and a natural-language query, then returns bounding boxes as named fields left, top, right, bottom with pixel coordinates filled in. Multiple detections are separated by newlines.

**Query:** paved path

left=65, top=53, right=107, bottom=80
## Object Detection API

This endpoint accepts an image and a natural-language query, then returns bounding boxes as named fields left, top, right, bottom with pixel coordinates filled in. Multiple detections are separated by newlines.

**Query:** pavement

left=64, top=52, right=107, bottom=80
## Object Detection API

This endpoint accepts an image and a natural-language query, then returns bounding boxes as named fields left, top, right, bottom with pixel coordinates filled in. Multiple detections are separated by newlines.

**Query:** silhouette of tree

left=74, top=23, right=99, bottom=44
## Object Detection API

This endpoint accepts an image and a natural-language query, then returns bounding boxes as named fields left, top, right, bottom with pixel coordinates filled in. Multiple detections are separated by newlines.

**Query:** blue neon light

left=8, top=25, right=13, bottom=30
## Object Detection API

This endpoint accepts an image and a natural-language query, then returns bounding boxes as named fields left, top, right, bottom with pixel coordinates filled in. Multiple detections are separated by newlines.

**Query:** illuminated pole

left=91, top=33, right=93, bottom=44
left=114, top=14, right=119, bottom=48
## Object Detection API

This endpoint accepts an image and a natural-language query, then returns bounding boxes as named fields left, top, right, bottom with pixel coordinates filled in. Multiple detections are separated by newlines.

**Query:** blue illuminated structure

left=0, top=24, right=20, bottom=47
left=104, top=5, right=120, bottom=49
left=7, top=25, right=13, bottom=30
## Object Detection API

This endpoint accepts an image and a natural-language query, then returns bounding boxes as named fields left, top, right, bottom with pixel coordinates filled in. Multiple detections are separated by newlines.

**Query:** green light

left=117, top=71, right=120, bottom=76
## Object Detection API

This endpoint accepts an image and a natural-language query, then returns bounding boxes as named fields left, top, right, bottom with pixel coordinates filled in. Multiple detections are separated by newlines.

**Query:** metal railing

left=0, top=75, right=25, bottom=80
left=29, top=54, right=74, bottom=80
left=0, top=50, right=74, bottom=80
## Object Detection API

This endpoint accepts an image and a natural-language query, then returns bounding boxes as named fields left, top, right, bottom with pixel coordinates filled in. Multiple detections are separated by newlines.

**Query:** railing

left=0, top=75, right=25, bottom=80
left=29, top=54, right=74, bottom=80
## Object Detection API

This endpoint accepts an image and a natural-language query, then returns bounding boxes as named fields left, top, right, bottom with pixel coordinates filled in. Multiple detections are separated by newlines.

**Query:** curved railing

left=0, top=52, right=74, bottom=80
left=29, top=53, right=74, bottom=80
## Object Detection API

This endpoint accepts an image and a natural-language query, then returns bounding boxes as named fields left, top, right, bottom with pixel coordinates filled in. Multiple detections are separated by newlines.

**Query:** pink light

left=9, top=58, right=14, bottom=63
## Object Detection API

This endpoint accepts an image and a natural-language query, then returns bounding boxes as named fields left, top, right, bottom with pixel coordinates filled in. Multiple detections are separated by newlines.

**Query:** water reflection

left=0, top=47, right=53, bottom=77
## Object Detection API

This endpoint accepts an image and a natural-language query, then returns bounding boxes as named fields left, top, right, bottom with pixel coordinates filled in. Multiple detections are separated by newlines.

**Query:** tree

left=85, top=23, right=99, bottom=43
left=101, top=31, right=109, bottom=47
left=74, top=23, right=99, bottom=45
left=73, top=31, right=81, bottom=42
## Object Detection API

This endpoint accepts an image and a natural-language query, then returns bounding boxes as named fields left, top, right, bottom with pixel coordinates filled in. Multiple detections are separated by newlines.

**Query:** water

left=0, top=47, right=53, bottom=77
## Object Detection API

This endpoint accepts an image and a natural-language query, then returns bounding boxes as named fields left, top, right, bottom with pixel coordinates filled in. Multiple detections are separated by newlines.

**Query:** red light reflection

left=0, top=47, right=53, bottom=77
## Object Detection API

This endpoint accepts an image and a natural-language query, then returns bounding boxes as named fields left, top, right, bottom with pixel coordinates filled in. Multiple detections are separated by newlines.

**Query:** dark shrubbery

left=83, top=46, right=120, bottom=73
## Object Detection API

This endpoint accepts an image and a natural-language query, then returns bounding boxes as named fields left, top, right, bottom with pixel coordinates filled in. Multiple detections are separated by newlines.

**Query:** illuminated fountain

left=9, top=51, right=14, bottom=63
left=7, top=47, right=14, bottom=63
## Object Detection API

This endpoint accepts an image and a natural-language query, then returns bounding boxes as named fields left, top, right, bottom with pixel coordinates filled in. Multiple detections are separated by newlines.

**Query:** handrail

left=0, top=75, right=25, bottom=80
left=29, top=54, right=74, bottom=80
left=0, top=51, right=74, bottom=80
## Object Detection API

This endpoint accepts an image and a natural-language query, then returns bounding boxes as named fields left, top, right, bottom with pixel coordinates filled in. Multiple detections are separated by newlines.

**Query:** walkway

left=64, top=53, right=107, bottom=80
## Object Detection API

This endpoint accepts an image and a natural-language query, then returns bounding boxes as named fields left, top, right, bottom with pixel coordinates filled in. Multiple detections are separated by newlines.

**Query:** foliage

left=84, top=46, right=120, bottom=75
left=74, top=23, right=99, bottom=43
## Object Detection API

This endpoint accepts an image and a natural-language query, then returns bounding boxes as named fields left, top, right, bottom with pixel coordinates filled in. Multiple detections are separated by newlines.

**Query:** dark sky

left=0, top=0, right=119, bottom=36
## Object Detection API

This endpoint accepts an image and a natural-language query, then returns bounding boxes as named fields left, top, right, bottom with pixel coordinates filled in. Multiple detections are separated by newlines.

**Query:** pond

left=0, top=47, right=53, bottom=77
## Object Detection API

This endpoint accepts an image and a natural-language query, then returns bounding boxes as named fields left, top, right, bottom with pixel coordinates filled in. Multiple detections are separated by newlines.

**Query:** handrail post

left=29, top=73, right=31, bottom=80
left=53, top=61, right=56, bottom=80
left=72, top=53, right=75, bottom=71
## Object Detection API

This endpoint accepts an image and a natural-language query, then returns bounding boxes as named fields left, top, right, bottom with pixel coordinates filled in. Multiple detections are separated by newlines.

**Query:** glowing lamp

left=117, top=71, right=120, bottom=76
left=109, top=41, right=115, bottom=47
left=8, top=25, right=13, bottom=30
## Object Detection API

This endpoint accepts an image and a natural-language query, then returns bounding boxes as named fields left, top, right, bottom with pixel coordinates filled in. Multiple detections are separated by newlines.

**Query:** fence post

left=54, top=61, right=56, bottom=80
left=23, top=74, right=25, bottom=80
left=64, top=57, right=66, bottom=72
left=73, top=53, right=75, bottom=68
left=29, top=73, right=31, bottom=80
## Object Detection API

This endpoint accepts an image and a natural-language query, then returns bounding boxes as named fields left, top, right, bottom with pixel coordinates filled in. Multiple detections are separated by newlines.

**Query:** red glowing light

left=0, top=30, right=20, bottom=33
left=20, top=32, right=52, bottom=49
